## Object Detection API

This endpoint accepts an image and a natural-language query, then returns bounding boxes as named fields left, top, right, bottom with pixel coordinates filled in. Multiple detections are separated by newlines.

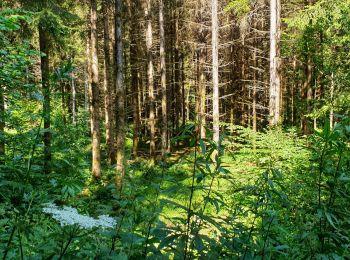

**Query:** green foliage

left=1, top=110, right=350, bottom=259
left=283, top=0, right=350, bottom=125
left=225, top=0, right=250, bottom=18
left=1, top=3, right=350, bottom=259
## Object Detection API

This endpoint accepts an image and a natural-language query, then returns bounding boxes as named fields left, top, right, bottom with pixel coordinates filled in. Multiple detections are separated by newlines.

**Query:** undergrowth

left=1, top=118, right=350, bottom=259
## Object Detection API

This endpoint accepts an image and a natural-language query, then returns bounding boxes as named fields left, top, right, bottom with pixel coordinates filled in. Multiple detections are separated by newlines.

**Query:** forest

left=0, top=0, right=349, bottom=259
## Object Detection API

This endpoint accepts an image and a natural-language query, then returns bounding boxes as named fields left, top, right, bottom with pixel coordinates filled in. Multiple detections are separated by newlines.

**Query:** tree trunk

left=196, top=0, right=206, bottom=139
left=103, top=0, right=116, bottom=165
left=240, top=39, right=246, bottom=127
left=84, top=64, right=89, bottom=112
left=302, top=56, right=312, bottom=134
left=181, top=54, right=186, bottom=126
left=269, top=0, right=282, bottom=127
left=174, top=4, right=181, bottom=135
left=129, top=0, right=140, bottom=158
left=145, top=0, right=155, bottom=162
left=0, top=85, right=5, bottom=165
left=90, top=0, right=101, bottom=179
left=211, top=0, right=219, bottom=144
left=71, top=73, right=77, bottom=125
left=198, top=49, right=206, bottom=139
left=60, top=80, right=67, bottom=126
left=159, top=0, right=167, bottom=158
left=253, top=48, right=257, bottom=132
left=39, top=25, right=51, bottom=174
left=115, top=0, right=126, bottom=191
left=330, top=72, right=334, bottom=129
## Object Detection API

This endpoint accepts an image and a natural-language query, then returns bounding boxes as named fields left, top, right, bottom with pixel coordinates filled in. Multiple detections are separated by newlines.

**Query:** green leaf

left=325, top=211, right=338, bottom=229
left=193, top=235, right=205, bottom=251
left=338, top=174, right=350, bottom=182
left=199, top=139, right=206, bottom=155
left=158, top=234, right=180, bottom=249
left=275, top=245, right=289, bottom=251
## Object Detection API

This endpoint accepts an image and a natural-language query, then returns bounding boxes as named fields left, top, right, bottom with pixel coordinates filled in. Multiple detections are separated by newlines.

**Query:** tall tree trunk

left=211, top=0, right=219, bottom=144
left=196, top=0, right=206, bottom=139
left=253, top=47, right=257, bottom=132
left=66, top=82, right=72, bottom=118
left=103, top=0, right=116, bottom=165
left=181, top=54, right=186, bottom=126
left=302, top=56, right=312, bottom=134
left=198, top=49, right=206, bottom=139
left=159, top=0, right=167, bottom=158
left=90, top=0, right=101, bottom=179
left=39, top=25, right=51, bottom=174
left=145, top=0, right=155, bottom=161
left=269, top=0, right=282, bottom=127
left=240, top=39, right=246, bottom=127
left=129, top=0, right=140, bottom=158
left=84, top=64, right=89, bottom=112
left=115, top=0, right=126, bottom=191
left=71, top=73, right=77, bottom=125
left=174, top=2, right=181, bottom=135
left=61, top=81, right=67, bottom=126
left=0, top=85, right=5, bottom=165
left=330, top=72, right=334, bottom=129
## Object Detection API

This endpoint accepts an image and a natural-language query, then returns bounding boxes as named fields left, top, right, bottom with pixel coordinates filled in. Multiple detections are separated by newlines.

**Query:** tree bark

left=196, top=0, right=206, bottom=139
left=174, top=3, right=181, bottom=135
left=0, top=85, right=5, bottom=165
left=159, top=0, right=167, bottom=158
left=330, top=72, right=334, bottom=129
left=90, top=0, right=101, bottom=179
left=302, top=56, right=312, bottom=134
left=71, top=73, right=76, bottom=125
left=145, top=0, right=155, bottom=162
left=39, top=25, right=51, bottom=174
left=211, top=0, right=219, bottom=144
left=269, top=0, right=282, bottom=127
left=129, top=0, right=140, bottom=158
left=181, top=54, right=186, bottom=126
left=84, top=64, right=89, bottom=112
left=60, top=79, right=67, bottom=126
left=103, top=0, right=116, bottom=165
left=253, top=48, right=257, bottom=132
left=115, top=0, right=126, bottom=191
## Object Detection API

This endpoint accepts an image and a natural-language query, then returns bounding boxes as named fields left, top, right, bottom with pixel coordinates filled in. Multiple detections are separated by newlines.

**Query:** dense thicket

left=0, top=0, right=349, bottom=259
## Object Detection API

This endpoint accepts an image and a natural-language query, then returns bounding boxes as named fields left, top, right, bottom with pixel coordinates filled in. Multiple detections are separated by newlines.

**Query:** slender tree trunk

left=86, top=25, right=92, bottom=130
left=181, top=54, right=186, bottom=126
left=145, top=0, right=156, bottom=161
left=60, top=80, right=67, bottom=126
left=103, top=0, right=116, bottom=165
left=253, top=48, right=257, bottom=132
left=115, top=0, right=126, bottom=191
left=39, top=25, right=51, bottom=174
left=84, top=64, right=89, bottom=112
left=330, top=72, right=334, bottom=129
left=0, top=85, right=5, bottom=164
left=90, top=0, right=101, bottom=179
left=196, top=0, right=206, bottom=139
left=198, top=49, right=206, bottom=139
left=211, top=0, right=219, bottom=144
left=291, top=56, right=297, bottom=126
left=302, top=56, right=312, bottom=134
left=71, top=74, right=77, bottom=125
left=174, top=3, right=181, bottom=135
left=66, top=82, right=72, bottom=118
left=241, top=39, right=246, bottom=127
left=129, top=0, right=140, bottom=158
left=269, top=0, right=282, bottom=127
left=159, top=0, right=167, bottom=158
